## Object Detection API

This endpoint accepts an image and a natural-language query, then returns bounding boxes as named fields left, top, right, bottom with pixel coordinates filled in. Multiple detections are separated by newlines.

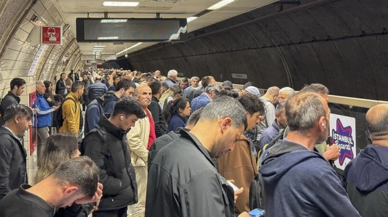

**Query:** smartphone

left=226, top=180, right=239, bottom=191
left=249, top=208, right=265, bottom=217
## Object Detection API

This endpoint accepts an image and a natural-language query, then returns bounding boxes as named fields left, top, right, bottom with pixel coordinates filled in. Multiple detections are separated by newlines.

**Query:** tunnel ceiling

left=127, top=0, right=388, bottom=101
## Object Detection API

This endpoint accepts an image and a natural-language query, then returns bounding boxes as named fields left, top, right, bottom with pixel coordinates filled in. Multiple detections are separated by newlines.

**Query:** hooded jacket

left=260, top=139, right=360, bottom=217
left=81, top=117, right=138, bottom=210
left=0, top=127, right=27, bottom=201
left=343, top=145, right=388, bottom=217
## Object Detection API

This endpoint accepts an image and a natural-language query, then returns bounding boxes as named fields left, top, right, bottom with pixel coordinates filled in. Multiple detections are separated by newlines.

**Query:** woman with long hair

left=34, top=134, right=101, bottom=217
left=159, top=85, right=182, bottom=110
left=162, top=97, right=191, bottom=132
left=44, top=80, right=55, bottom=107
left=34, top=134, right=80, bottom=182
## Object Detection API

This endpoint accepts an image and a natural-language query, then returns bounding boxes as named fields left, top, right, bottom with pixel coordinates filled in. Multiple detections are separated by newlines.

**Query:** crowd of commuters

left=0, top=67, right=385, bottom=217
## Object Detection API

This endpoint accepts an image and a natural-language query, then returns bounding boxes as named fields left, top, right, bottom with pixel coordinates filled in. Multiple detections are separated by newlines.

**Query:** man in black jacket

left=147, top=81, right=166, bottom=138
left=146, top=96, right=249, bottom=217
left=82, top=97, right=145, bottom=217
left=0, top=78, right=26, bottom=126
left=55, top=73, right=68, bottom=97
left=0, top=104, right=32, bottom=201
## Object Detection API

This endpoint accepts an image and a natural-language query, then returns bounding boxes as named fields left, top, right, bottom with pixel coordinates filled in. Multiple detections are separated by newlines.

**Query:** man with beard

left=146, top=96, right=249, bottom=217
left=260, top=92, right=360, bottom=217
left=127, top=84, right=155, bottom=217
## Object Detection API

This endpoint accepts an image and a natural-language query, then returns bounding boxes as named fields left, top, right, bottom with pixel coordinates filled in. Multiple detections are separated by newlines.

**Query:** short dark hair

left=115, top=78, right=136, bottom=91
left=10, top=78, right=26, bottom=91
left=201, top=76, right=211, bottom=89
left=3, top=104, right=33, bottom=122
left=71, top=81, right=84, bottom=92
left=180, top=77, right=188, bottom=83
left=149, top=81, right=162, bottom=95
left=237, top=93, right=265, bottom=116
left=53, top=156, right=99, bottom=198
left=187, top=107, right=203, bottom=126
left=112, top=97, right=145, bottom=119
left=44, top=80, right=51, bottom=90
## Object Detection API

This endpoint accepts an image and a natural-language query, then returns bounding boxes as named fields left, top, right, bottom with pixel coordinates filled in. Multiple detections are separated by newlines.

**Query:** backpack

left=249, top=129, right=284, bottom=211
left=53, top=97, right=76, bottom=130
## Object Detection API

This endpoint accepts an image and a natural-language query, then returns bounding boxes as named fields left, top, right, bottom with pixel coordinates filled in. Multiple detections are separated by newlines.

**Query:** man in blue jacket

left=259, top=102, right=287, bottom=149
left=190, top=83, right=221, bottom=114
left=343, top=104, right=388, bottom=217
left=34, top=81, right=58, bottom=160
left=260, top=92, right=360, bottom=217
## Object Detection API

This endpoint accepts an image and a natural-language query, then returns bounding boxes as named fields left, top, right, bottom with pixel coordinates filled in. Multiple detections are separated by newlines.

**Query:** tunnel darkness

left=125, top=0, right=388, bottom=101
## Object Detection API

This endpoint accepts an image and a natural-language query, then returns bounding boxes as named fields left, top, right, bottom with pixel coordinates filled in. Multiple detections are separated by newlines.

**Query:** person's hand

left=47, top=97, right=52, bottom=102
left=53, top=106, right=59, bottom=110
left=234, top=187, right=244, bottom=203
left=238, top=212, right=250, bottom=217
left=323, top=144, right=340, bottom=161
left=74, top=182, right=103, bottom=204
left=66, top=85, right=71, bottom=89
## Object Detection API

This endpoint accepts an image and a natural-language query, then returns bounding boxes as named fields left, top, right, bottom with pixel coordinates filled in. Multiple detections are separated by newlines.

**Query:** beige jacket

left=127, top=109, right=151, bottom=167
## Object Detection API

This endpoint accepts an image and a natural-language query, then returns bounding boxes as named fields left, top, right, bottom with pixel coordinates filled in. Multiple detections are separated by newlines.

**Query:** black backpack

left=53, top=97, right=77, bottom=130
left=249, top=129, right=285, bottom=211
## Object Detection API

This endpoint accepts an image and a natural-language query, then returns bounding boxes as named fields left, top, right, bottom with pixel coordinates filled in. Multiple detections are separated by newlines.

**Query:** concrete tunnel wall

left=127, top=0, right=388, bottom=101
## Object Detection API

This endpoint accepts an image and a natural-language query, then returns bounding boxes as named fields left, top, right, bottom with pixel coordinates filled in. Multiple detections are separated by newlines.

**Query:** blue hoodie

left=260, top=139, right=360, bottom=217
left=343, top=145, right=388, bottom=217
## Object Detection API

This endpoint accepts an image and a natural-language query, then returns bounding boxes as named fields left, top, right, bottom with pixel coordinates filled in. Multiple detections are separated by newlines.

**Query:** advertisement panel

left=330, top=114, right=357, bottom=170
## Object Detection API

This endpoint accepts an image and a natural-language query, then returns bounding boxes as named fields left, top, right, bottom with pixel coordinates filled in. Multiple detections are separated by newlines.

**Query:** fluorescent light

left=93, top=45, right=105, bottom=48
left=116, top=42, right=143, bottom=55
left=102, top=1, right=139, bottom=7
left=187, top=17, right=198, bottom=23
left=101, top=19, right=128, bottom=23
left=207, top=0, right=234, bottom=10
left=97, top=36, right=119, bottom=40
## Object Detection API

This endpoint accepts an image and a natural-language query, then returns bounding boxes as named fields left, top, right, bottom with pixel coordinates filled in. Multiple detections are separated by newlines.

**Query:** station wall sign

left=41, top=26, right=62, bottom=45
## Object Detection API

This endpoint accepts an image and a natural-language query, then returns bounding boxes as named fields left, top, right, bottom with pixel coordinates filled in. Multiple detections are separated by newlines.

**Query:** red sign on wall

left=41, top=26, right=62, bottom=45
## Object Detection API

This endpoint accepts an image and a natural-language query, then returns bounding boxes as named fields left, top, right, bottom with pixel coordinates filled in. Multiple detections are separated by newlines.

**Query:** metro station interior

left=0, top=0, right=388, bottom=216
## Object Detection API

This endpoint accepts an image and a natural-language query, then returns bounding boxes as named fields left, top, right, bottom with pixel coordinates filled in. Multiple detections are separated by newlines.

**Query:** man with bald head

left=256, top=86, right=279, bottom=140
left=343, top=104, right=388, bottom=216
left=127, top=84, right=155, bottom=217
left=260, top=92, right=360, bottom=217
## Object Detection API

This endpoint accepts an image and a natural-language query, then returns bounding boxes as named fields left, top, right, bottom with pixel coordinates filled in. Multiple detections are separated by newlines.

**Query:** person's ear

left=318, top=116, right=326, bottom=131
left=220, top=118, right=232, bottom=133
left=63, top=186, right=78, bottom=197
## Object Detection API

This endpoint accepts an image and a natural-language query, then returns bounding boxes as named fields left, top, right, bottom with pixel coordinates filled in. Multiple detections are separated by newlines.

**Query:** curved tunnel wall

left=0, top=0, right=80, bottom=96
left=128, top=0, right=388, bottom=100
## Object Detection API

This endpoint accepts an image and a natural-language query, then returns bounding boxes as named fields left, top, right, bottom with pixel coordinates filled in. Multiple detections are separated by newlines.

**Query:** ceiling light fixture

left=97, top=36, right=119, bottom=40
left=186, top=17, right=198, bottom=23
left=93, top=45, right=106, bottom=48
left=102, top=1, right=139, bottom=7
left=116, top=42, right=143, bottom=56
left=207, top=0, right=234, bottom=10
left=101, top=19, right=128, bottom=23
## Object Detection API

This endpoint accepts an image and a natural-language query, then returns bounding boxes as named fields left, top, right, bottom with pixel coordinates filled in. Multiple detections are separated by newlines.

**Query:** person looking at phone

left=146, top=96, right=250, bottom=217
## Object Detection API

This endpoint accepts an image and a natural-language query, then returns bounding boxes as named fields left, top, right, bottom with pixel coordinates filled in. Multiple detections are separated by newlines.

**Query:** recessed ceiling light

left=102, top=1, right=139, bottom=7
left=187, top=17, right=198, bottom=23
left=97, top=36, right=119, bottom=40
left=207, top=0, right=234, bottom=10
left=94, top=45, right=105, bottom=48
